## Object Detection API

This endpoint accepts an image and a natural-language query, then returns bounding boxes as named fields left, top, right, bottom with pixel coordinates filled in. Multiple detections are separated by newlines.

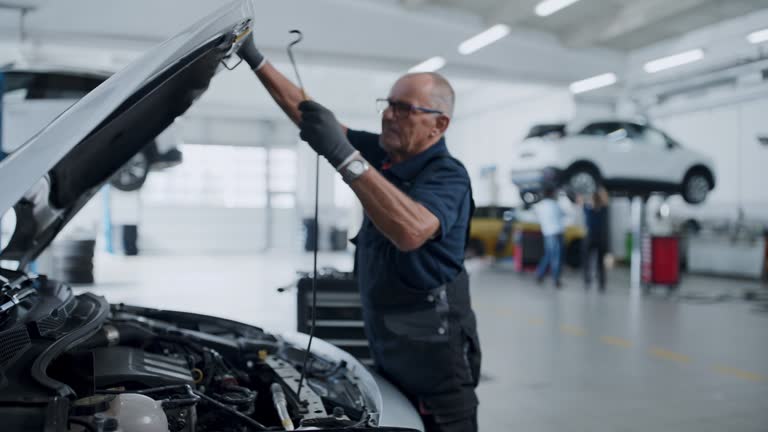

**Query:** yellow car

left=466, top=207, right=515, bottom=258
left=468, top=206, right=586, bottom=267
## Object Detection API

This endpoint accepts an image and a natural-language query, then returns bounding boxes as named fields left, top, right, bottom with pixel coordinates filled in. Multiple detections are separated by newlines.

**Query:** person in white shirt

left=534, top=187, right=566, bottom=288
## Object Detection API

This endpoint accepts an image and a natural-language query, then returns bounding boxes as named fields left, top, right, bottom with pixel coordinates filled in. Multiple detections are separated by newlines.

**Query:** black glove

left=299, top=101, right=356, bottom=168
left=236, top=32, right=266, bottom=71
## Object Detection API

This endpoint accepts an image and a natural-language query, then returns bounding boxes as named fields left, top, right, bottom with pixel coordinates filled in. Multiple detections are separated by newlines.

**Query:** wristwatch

left=337, top=152, right=370, bottom=184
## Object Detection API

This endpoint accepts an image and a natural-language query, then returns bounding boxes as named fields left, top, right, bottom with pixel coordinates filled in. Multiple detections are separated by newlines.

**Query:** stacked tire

left=302, top=218, right=317, bottom=251
left=51, top=240, right=95, bottom=285
left=121, top=225, right=139, bottom=256
left=330, top=227, right=348, bottom=251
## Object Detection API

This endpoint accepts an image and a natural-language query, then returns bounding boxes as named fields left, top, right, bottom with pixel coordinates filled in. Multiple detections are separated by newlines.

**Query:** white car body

left=510, top=121, right=716, bottom=204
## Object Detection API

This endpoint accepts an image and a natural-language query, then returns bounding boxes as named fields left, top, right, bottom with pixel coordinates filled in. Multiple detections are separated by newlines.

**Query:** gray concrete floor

left=473, top=261, right=768, bottom=432
left=79, top=253, right=768, bottom=432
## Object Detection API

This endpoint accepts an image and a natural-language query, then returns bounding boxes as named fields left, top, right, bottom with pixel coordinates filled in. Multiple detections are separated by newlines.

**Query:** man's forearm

left=253, top=62, right=348, bottom=134
left=253, top=62, right=305, bottom=126
left=349, top=168, right=439, bottom=252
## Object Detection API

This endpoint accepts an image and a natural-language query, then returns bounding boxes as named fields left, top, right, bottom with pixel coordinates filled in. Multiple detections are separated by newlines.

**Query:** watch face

left=347, top=160, right=365, bottom=176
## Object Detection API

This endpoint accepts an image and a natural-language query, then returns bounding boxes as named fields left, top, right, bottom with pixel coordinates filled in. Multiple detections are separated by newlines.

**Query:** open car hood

left=0, top=0, right=255, bottom=267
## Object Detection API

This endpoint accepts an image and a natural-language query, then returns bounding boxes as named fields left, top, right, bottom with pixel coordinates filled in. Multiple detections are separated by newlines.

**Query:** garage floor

left=80, top=253, right=768, bottom=432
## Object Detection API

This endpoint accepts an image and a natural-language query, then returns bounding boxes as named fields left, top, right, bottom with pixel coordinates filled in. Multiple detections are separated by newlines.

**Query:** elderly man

left=238, top=35, right=481, bottom=432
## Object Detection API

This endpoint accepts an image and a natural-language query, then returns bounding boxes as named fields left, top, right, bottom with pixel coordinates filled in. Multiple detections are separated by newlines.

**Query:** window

left=268, top=148, right=297, bottom=193
left=334, top=175, right=357, bottom=209
left=142, top=144, right=297, bottom=208
left=641, top=127, right=668, bottom=149
left=579, top=122, right=625, bottom=137
left=268, top=148, right=298, bottom=209
left=623, top=123, right=646, bottom=140
left=525, top=124, right=566, bottom=139
left=3, top=71, right=104, bottom=100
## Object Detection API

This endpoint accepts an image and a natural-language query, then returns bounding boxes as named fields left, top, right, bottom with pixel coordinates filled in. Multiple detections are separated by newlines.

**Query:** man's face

left=379, top=75, right=441, bottom=157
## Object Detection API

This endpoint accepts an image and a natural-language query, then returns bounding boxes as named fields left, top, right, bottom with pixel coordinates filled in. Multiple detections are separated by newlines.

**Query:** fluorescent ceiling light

left=747, top=28, right=768, bottom=44
left=408, top=56, right=446, bottom=73
left=569, top=73, right=617, bottom=94
left=643, top=49, right=704, bottom=73
left=535, top=0, right=580, bottom=17
left=458, top=24, right=511, bottom=55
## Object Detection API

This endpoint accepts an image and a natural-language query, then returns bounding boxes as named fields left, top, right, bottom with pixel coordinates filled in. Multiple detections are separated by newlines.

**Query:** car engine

left=0, top=272, right=380, bottom=431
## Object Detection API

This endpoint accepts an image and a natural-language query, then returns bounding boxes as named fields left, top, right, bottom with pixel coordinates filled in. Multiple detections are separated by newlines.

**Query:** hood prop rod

left=287, top=29, right=316, bottom=410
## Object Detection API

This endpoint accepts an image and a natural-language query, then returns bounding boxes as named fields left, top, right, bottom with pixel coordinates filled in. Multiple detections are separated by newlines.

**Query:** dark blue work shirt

left=347, top=129, right=472, bottom=302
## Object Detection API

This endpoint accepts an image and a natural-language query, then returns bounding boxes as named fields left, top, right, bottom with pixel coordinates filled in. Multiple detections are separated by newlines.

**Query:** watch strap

left=338, top=152, right=369, bottom=183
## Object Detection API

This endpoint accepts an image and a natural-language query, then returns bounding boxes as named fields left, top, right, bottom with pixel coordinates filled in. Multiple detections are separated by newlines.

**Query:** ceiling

left=403, top=0, right=768, bottom=50
left=0, top=0, right=765, bottom=97
left=0, top=0, right=622, bottom=85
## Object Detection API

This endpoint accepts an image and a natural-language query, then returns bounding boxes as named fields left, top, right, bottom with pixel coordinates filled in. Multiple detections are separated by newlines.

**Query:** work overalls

left=353, top=153, right=481, bottom=425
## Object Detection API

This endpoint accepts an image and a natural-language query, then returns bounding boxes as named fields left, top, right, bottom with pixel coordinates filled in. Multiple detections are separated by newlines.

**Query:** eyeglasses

left=376, top=98, right=444, bottom=118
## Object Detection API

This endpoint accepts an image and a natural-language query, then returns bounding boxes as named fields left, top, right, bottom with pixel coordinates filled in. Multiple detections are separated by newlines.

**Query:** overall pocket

left=376, top=297, right=458, bottom=395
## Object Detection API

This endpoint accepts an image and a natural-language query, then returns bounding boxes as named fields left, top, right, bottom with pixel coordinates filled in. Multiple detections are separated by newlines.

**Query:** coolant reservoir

left=106, top=393, right=169, bottom=432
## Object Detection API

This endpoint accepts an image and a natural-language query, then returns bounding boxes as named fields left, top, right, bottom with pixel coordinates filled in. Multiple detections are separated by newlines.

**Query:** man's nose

left=381, top=105, right=395, bottom=121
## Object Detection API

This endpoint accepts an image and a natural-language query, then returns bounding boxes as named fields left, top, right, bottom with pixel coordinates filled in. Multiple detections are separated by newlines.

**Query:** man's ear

left=436, top=115, right=451, bottom=134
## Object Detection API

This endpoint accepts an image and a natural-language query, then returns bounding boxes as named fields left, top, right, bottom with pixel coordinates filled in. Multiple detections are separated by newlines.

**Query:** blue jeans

left=536, top=234, right=563, bottom=282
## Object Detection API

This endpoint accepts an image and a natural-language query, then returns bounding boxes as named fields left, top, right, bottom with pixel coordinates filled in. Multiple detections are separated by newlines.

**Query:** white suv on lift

left=510, top=121, right=716, bottom=205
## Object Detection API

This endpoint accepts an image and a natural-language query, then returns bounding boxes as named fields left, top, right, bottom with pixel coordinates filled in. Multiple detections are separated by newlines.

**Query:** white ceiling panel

left=0, top=0, right=623, bottom=85
left=407, top=0, right=768, bottom=50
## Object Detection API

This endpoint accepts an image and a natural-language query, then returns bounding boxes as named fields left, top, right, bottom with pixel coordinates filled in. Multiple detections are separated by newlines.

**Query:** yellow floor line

left=600, top=336, right=632, bottom=348
left=713, top=366, right=765, bottom=382
left=650, top=347, right=691, bottom=364
left=561, top=325, right=586, bottom=336
left=526, top=317, right=544, bottom=326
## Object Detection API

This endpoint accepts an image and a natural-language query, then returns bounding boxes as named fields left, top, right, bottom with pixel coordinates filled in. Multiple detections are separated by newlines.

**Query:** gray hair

left=405, top=72, right=455, bottom=117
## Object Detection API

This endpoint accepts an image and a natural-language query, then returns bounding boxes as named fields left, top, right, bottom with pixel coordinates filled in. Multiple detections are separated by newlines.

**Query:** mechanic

left=534, top=186, right=565, bottom=288
left=582, top=187, right=610, bottom=291
left=238, top=35, right=481, bottom=432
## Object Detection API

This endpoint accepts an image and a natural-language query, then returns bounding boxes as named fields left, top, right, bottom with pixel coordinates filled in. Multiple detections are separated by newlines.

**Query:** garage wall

left=138, top=207, right=298, bottom=255
left=651, top=90, right=768, bottom=221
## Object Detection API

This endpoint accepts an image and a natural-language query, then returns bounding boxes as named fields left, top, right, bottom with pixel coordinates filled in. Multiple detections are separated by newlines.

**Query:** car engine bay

left=0, top=269, right=383, bottom=431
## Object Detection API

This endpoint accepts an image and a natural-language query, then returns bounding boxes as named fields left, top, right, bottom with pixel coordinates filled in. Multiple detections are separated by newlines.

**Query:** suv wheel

left=111, top=152, right=149, bottom=192
left=520, top=191, right=539, bottom=206
left=682, top=172, right=710, bottom=204
left=566, top=167, right=600, bottom=198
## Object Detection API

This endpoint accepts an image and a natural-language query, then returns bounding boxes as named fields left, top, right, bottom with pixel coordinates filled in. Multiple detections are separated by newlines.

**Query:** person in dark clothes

left=238, top=34, right=480, bottom=432
left=582, top=187, right=610, bottom=290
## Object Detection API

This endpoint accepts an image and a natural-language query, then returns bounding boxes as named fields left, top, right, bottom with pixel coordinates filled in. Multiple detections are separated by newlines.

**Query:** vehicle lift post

left=629, top=194, right=648, bottom=292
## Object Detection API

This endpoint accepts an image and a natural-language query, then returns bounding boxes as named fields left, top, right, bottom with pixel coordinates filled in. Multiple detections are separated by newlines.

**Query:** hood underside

left=0, top=1, right=255, bottom=267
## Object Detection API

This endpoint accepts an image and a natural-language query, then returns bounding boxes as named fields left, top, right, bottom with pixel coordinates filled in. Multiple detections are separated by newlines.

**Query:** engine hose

left=96, top=385, right=201, bottom=409
left=78, top=322, right=156, bottom=349
left=213, top=384, right=257, bottom=414
left=214, top=385, right=256, bottom=404
left=193, top=389, right=267, bottom=430
left=159, top=386, right=201, bottom=409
